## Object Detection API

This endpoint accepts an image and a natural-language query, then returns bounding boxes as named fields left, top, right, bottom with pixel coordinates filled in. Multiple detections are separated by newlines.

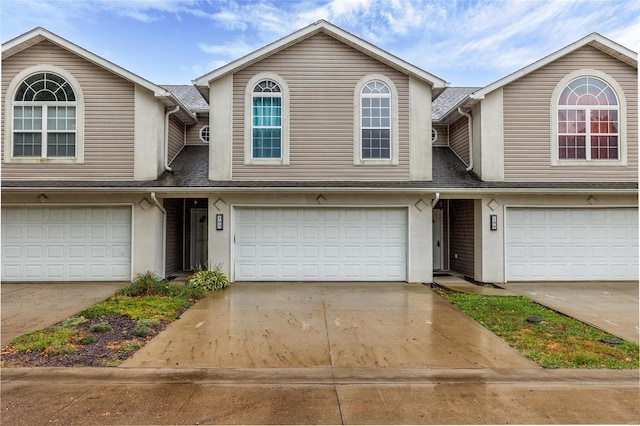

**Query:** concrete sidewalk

left=2, top=367, right=638, bottom=424
left=503, top=281, right=639, bottom=343
left=1, top=283, right=125, bottom=345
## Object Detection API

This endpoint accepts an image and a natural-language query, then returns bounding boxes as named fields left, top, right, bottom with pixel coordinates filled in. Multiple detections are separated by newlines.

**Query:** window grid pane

left=47, top=133, right=76, bottom=157
left=13, top=133, right=42, bottom=157
left=362, top=129, right=390, bottom=159
left=252, top=128, right=281, bottom=158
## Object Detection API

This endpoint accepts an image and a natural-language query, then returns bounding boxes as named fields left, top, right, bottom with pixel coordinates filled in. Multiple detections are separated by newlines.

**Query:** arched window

left=361, top=80, right=391, bottom=159
left=353, top=74, right=398, bottom=165
left=12, top=72, right=77, bottom=158
left=557, top=76, right=619, bottom=160
left=251, top=79, right=282, bottom=159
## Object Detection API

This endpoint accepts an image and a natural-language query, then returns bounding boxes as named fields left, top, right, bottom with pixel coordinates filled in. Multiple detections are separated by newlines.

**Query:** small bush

left=89, top=322, right=112, bottom=333
left=47, top=344, right=75, bottom=356
left=79, top=335, right=96, bottom=345
left=131, top=325, right=152, bottom=337
left=136, top=319, right=159, bottom=328
left=187, top=266, right=229, bottom=292
left=118, top=271, right=182, bottom=297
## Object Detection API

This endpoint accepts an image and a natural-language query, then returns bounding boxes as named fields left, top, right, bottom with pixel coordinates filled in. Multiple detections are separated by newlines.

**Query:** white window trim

left=353, top=74, right=399, bottom=166
left=244, top=72, right=290, bottom=165
left=4, top=65, right=85, bottom=164
left=550, top=69, right=627, bottom=167
left=431, top=128, right=438, bottom=144
left=199, top=125, right=210, bottom=143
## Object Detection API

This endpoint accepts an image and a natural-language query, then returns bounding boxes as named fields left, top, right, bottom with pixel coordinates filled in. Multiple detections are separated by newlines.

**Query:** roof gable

left=471, top=32, right=637, bottom=100
left=2, top=27, right=196, bottom=123
left=193, top=20, right=448, bottom=96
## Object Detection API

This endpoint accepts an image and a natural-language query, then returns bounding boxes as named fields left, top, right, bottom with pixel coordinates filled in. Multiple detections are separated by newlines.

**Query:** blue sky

left=1, top=0, right=638, bottom=87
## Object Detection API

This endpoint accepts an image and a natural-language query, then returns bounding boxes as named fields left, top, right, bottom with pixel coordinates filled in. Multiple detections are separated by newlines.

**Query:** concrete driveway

left=1, top=282, right=125, bottom=345
left=502, top=281, right=639, bottom=343
left=123, top=282, right=536, bottom=368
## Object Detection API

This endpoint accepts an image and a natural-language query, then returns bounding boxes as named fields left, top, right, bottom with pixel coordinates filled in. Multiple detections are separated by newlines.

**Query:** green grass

left=434, top=288, right=639, bottom=369
left=9, top=326, right=89, bottom=355
left=79, top=295, right=191, bottom=322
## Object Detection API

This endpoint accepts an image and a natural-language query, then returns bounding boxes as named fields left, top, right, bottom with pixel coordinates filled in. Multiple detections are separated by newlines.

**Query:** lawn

left=433, top=287, right=639, bottom=369
left=1, top=269, right=229, bottom=367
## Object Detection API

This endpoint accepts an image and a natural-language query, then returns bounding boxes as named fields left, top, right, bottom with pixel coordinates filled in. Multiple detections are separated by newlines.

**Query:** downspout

left=458, top=107, right=473, bottom=172
left=150, top=192, right=167, bottom=278
left=164, top=105, right=180, bottom=171
left=431, top=192, right=440, bottom=208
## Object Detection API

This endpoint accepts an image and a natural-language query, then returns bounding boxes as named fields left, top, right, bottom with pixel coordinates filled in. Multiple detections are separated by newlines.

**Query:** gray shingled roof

left=3, top=146, right=636, bottom=192
left=162, top=85, right=209, bottom=112
left=432, top=87, right=480, bottom=120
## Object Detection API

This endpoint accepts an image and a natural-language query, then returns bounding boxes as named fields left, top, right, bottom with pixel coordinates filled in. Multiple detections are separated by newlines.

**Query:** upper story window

left=252, top=80, right=282, bottom=159
left=361, top=81, right=391, bottom=159
left=199, top=125, right=210, bottom=143
left=12, top=72, right=77, bottom=158
left=551, top=70, right=627, bottom=167
left=558, top=77, right=619, bottom=160
left=244, top=73, right=290, bottom=165
left=353, top=75, right=398, bottom=166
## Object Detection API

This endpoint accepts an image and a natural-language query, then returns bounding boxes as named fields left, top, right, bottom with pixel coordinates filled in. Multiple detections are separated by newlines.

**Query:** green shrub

left=89, top=322, right=112, bottom=333
left=118, top=271, right=182, bottom=297
left=131, top=325, right=152, bottom=337
left=136, top=319, right=159, bottom=328
left=186, top=267, right=229, bottom=292
left=79, top=335, right=96, bottom=345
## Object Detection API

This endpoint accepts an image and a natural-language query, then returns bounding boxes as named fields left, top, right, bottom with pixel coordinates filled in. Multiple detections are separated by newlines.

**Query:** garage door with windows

left=234, top=207, right=407, bottom=281
left=1, top=207, right=132, bottom=282
left=506, top=207, right=638, bottom=281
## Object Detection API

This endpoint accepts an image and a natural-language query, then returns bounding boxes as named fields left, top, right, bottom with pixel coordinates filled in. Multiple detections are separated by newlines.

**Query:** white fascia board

left=471, top=33, right=638, bottom=100
left=2, top=27, right=176, bottom=101
left=193, top=20, right=448, bottom=90
left=2, top=186, right=637, bottom=196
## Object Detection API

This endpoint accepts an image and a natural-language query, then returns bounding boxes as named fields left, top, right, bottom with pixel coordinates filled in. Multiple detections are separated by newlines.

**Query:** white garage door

left=1, top=207, right=132, bottom=282
left=506, top=207, right=638, bottom=281
left=234, top=207, right=407, bottom=281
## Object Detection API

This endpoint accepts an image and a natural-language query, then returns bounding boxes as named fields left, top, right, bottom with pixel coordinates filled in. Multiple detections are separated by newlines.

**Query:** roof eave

left=471, top=33, right=638, bottom=100
left=3, top=28, right=184, bottom=104
left=193, top=20, right=448, bottom=91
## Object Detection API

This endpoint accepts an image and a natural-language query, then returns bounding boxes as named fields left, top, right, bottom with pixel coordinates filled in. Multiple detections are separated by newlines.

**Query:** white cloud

left=198, top=40, right=254, bottom=58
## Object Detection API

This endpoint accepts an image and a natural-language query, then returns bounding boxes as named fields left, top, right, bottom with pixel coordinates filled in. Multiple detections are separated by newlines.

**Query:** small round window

left=431, top=128, right=438, bottom=144
left=199, top=125, right=210, bottom=143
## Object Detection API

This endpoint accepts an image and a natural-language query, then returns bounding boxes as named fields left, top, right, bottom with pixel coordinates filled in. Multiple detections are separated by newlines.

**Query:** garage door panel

left=1, top=207, right=131, bottom=282
left=506, top=207, right=638, bottom=281
left=234, top=207, right=407, bottom=281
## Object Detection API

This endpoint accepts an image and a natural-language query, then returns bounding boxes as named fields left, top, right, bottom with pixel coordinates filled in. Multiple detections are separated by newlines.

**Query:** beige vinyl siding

left=503, top=45, right=638, bottom=182
left=449, top=199, right=474, bottom=278
left=449, top=116, right=470, bottom=165
left=232, top=33, right=410, bottom=180
left=1, top=40, right=135, bottom=181
left=432, top=124, right=448, bottom=147
left=168, top=114, right=184, bottom=163
left=186, top=115, right=209, bottom=145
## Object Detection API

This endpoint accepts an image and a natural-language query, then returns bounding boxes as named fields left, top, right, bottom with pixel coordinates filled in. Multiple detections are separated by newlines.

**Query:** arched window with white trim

left=353, top=74, right=399, bottom=166
left=12, top=72, right=77, bottom=158
left=557, top=76, right=619, bottom=160
left=361, top=80, right=391, bottom=159
left=244, top=73, right=289, bottom=165
left=251, top=80, right=282, bottom=159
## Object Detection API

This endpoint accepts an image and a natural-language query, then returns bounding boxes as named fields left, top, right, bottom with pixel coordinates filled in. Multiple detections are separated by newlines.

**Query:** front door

left=190, top=208, right=208, bottom=270
left=432, top=209, right=443, bottom=270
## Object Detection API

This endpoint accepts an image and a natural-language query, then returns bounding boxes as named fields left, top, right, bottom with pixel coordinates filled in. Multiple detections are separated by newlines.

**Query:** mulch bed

left=1, top=315, right=172, bottom=368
